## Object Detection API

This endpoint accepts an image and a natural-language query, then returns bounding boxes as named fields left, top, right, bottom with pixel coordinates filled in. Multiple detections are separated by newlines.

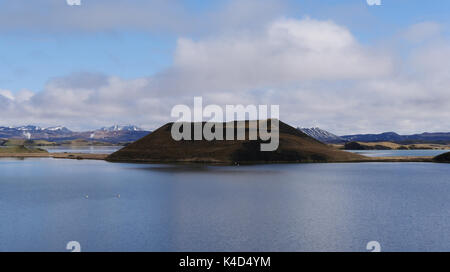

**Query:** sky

left=0, top=0, right=450, bottom=134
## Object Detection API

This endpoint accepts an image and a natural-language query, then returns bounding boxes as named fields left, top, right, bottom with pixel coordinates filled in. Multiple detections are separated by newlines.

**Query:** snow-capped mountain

left=0, top=125, right=150, bottom=144
left=46, top=126, right=72, bottom=133
left=298, top=127, right=347, bottom=144
left=100, top=125, right=143, bottom=132
left=16, top=125, right=43, bottom=131
left=0, top=125, right=71, bottom=132
left=89, top=125, right=148, bottom=142
left=299, top=128, right=450, bottom=144
left=0, top=126, right=73, bottom=140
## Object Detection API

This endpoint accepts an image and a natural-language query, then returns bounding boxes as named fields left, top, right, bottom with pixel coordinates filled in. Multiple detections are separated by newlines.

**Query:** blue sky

left=3, top=0, right=449, bottom=93
left=0, top=32, right=175, bottom=92
left=1, top=0, right=450, bottom=133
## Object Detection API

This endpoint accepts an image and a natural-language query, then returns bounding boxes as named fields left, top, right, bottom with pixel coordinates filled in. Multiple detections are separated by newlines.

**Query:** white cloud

left=403, top=22, right=442, bottom=43
left=169, top=18, right=392, bottom=93
left=0, top=89, right=14, bottom=100
left=1, top=18, right=450, bottom=134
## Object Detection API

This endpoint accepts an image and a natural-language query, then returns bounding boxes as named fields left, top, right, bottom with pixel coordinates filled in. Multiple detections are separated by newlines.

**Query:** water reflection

left=0, top=158, right=449, bottom=251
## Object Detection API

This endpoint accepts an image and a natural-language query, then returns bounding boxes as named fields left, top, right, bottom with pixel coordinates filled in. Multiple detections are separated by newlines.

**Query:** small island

left=106, top=120, right=367, bottom=164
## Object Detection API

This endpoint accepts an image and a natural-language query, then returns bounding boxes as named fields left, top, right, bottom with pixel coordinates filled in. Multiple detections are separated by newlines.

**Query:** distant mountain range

left=341, top=132, right=450, bottom=144
left=0, top=125, right=151, bottom=144
left=2, top=124, right=449, bottom=145
left=299, top=127, right=450, bottom=144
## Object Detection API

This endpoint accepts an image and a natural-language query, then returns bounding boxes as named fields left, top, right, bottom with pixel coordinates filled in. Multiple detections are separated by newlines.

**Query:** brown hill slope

left=107, top=120, right=365, bottom=164
left=434, top=152, right=450, bottom=163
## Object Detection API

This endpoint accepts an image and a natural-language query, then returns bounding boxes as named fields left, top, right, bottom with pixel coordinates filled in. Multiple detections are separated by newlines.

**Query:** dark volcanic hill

left=434, top=152, right=450, bottom=163
left=107, top=120, right=365, bottom=164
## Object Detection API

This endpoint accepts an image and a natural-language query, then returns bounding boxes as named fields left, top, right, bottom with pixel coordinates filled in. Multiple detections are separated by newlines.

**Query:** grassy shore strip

left=359, top=156, right=434, bottom=162
left=0, top=153, right=51, bottom=158
left=0, top=153, right=108, bottom=160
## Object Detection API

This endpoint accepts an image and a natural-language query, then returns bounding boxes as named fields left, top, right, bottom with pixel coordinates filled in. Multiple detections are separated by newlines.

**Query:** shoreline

left=358, top=156, right=434, bottom=163
left=104, top=156, right=436, bottom=164
left=0, top=153, right=108, bottom=160
left=0, top=153, right=440, bottom=163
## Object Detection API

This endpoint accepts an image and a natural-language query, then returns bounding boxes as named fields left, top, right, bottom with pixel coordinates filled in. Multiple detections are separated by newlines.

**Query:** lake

left=0, top=158, right=449, bottom=252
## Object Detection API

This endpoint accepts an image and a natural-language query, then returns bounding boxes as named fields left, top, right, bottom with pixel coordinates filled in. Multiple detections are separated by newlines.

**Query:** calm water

left=348, top=149, right=449, bottom=157
left=44, top=146, right=122, bottom=154
left=0, top=158, right=449, bottom=252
